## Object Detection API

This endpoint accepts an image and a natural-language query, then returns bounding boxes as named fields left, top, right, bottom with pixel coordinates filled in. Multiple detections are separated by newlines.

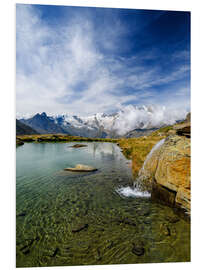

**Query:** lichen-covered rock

left=139, top=135, right=191, bottom=214
left=155, top=136, right=190, bottom=189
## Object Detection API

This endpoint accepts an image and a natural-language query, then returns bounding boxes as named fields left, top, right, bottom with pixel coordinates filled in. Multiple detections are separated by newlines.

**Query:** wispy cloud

left=16, top=5, right=190, bottom=117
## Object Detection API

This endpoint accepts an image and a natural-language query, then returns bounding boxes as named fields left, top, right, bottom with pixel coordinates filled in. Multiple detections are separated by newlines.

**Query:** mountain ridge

left=18, top=105, right=188, bottom=138
left=16, top=119, right=39, bottom=135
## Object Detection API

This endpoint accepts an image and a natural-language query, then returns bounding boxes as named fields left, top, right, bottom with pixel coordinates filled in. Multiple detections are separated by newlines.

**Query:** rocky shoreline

left=16, top=134, right=118, bottom=144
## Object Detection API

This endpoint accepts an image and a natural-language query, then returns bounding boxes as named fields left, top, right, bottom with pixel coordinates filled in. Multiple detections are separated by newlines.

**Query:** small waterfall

left=116, top=185, right=151, bottom=198
left=138, top=138, right=165, bottom=177
left=116, top=138, right=165, bottom=198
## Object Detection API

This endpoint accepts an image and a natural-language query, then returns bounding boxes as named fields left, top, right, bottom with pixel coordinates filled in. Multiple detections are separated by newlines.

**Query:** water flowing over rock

left=138, top=135, right=191, bottom=214
left=138, top=138, right=166, bottom=181
left=116, top=139, right=166, bottom=199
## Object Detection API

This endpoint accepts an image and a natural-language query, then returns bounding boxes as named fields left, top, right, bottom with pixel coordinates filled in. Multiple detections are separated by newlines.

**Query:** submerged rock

left=165, top=216, right=180, bottom=223
left=50, top=247, right=60, bottom=257
left=70, top=144, right=87, bottom=148
left=94, top=248, right=102, bottom=261
left=132, top=242, right=145, bottom=256
left=160, top=223, right=171, bottom=236
left=116, top=218, right=137, bottom=227
left=72, top=223, right=88, bottom=233
left=17, top=212, right=26, bottom=217
left=64, top=164, right=97, bottom=172
left=19, top=238, right=36, bottom=255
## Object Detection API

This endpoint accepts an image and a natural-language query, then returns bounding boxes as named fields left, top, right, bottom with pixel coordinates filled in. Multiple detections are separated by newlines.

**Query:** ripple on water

left=16, top=142, right=190, bottom=267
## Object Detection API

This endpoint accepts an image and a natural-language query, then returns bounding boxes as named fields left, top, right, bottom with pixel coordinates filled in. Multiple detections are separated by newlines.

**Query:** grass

left=16, top=134, right=118, bottom=143
left=117, top=135, right=166, bottom=177
left=151, top=125, right=173, bottom=136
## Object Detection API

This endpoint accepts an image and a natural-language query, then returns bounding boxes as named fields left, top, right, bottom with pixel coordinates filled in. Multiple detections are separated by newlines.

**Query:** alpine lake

left=16, top=142, right=190, bottom=267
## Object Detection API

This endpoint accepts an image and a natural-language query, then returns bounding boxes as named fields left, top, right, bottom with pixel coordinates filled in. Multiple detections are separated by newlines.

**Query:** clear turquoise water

left=16, top=142, right=190, bottom=267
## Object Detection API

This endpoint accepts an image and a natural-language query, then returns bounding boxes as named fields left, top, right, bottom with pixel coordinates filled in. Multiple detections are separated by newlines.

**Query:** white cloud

left=16, top=5, right=122, bottom=115
left=112, top=104, right=188, bottom=135
left=16, top=5, right=190, bottom=117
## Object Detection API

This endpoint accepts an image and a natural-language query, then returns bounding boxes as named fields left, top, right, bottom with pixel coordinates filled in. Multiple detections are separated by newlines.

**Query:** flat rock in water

left=70, top=144, right=87, bottom=148
left=64, top=164, right=98, bottom=172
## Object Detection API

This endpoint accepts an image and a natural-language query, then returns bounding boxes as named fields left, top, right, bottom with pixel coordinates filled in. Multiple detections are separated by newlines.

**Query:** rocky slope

left=16, top=119, right=39, bottom=135
left=124, top=128, right=157, bottom=138
left=20, top=113, right=68, bottom=134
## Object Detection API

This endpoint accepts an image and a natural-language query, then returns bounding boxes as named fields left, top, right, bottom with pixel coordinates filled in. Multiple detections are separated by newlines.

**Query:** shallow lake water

left=16, top=142, right=190, bottom=267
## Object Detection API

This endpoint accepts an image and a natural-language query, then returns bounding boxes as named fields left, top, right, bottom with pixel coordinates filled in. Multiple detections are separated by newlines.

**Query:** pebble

left=72, top=224, right=88, bottom=233
left=132, top=243, right=145, bottom=256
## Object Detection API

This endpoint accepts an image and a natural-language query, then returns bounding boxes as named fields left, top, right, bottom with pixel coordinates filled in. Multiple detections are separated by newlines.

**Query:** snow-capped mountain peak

left=18, top=105, right=188, bottom=137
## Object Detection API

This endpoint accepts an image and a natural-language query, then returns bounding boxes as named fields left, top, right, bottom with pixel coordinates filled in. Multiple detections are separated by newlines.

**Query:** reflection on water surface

left=16, top=142, right=190, bottom=267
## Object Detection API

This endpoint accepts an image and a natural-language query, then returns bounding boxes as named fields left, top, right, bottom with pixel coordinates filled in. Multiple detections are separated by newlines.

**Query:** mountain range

left=17, top=105, right=187, bottom=138
left=16, top=119, right=38, bottom=135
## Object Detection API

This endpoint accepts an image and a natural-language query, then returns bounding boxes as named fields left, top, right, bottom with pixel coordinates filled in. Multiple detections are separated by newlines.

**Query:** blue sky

left=16, top=4, right=190, bottom=117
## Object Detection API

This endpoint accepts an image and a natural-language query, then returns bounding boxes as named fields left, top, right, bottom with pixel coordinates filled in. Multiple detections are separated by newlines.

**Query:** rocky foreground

left=135, top=114, right=191, bottom=214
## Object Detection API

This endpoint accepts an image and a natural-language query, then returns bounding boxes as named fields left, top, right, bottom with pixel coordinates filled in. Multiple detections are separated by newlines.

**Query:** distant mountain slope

left=16, top=119, right=39, bottom=135
left=19, top=112, right=109, bottom=137
left=18, top=105, right=188, bottom=138
left=125, top=128, right=158, bottom=138
left=20, top=112, right=68, bottom=134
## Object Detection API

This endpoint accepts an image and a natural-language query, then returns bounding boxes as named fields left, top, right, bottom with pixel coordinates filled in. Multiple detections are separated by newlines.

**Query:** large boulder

left=139, top=135, right=191, bottom=214
left=153, top=135, right=190, bottom=213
